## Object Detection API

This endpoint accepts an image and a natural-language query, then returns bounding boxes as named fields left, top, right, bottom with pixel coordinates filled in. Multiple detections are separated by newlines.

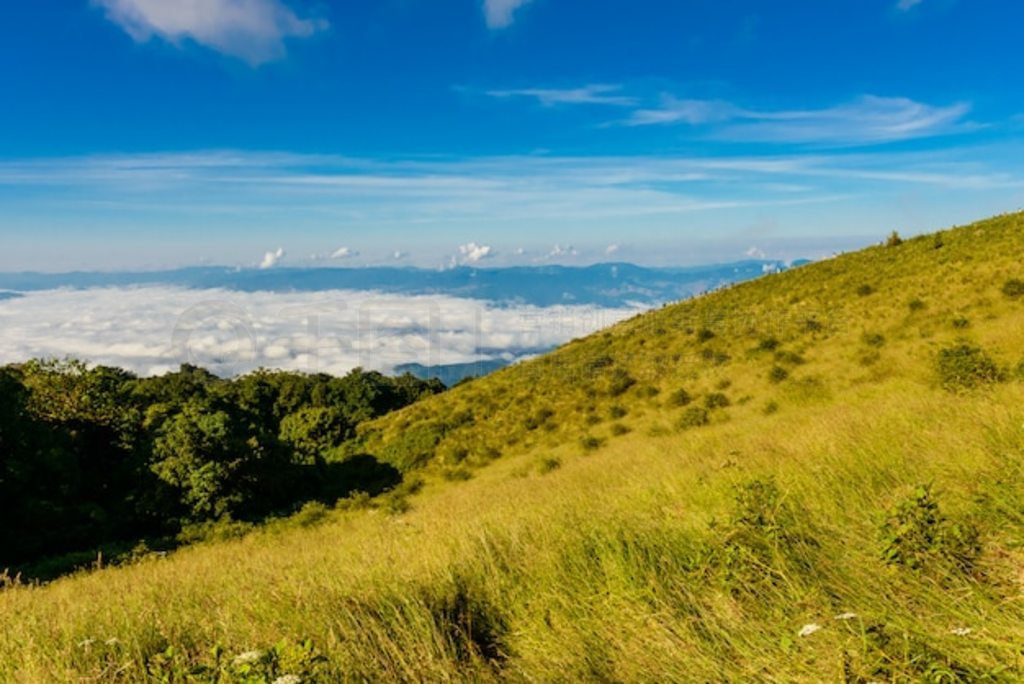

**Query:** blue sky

left=1, top=0, right=1022, bottom=271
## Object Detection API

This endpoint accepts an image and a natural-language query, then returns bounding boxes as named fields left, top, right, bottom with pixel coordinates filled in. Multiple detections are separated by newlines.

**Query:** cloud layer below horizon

left=0, top=286, right=638, bottom=378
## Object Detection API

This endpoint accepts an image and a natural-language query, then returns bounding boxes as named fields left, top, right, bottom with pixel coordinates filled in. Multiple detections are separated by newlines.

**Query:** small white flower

left=232, top=650, right=264, bottom=666
left=834, top=612, right=858, bottom=621
left=951, top=627, right=973, bottom=637
left=273, top=676, right=302, bottom=684
left=798, top=623, right=823, bottom=637
left=77, top=638, right=95, bottom=649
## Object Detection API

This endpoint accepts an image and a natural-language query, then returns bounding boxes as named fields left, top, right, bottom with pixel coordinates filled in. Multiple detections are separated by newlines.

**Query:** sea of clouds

left=0, top=287, right=640, bottom=377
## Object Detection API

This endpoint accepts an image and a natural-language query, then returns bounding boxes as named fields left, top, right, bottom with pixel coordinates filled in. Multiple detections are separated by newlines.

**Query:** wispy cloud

left=896, top=0, right=925, bottom=10
left=93, top=0, right=328, bottom=65
left=623, top=96, right=739, bottom=126
left=483, top=0, right=535, bottom=29
left=486, top=84, right=637, bottom=107
left=621, top=94, right=973, bottom=145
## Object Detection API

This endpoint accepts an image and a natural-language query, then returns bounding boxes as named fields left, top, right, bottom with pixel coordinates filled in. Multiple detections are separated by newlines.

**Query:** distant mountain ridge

left=0, top=260, right=806, bottom=308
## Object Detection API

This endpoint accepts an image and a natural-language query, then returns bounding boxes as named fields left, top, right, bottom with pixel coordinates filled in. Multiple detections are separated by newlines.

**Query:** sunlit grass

left=3, top=212, right=1024, bottom=681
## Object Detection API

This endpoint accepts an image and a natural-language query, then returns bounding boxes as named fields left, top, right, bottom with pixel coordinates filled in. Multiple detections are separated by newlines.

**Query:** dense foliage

left=0, top=360, right=443, bottom=574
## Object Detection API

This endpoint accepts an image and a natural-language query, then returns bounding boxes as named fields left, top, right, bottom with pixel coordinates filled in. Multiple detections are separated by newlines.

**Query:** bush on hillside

left=908, top=297, right=927, bottom=312
left=768, top=365, right=789, bottom=383
left=856, top=284, right=876, bottom=297
left=936, top=343, right=1005, bottom=391
left=880, top=485, right=980, bottom=574
left=704, top=392, right=731, bottom=409
left=667, top=388, right=693, bottom=407
left=886, top=230, right=904, bottom=247
left=677, top=407, right=710, bottom=430
left=1002, top=278, right=1024, bottom=299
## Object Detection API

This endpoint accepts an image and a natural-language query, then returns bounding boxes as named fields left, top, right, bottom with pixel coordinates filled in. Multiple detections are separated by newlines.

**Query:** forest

left=0, top=359, right=444, bottom=578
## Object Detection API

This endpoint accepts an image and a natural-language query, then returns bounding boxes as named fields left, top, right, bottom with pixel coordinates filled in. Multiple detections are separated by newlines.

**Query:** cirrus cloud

left=483, top=0, right=535, bottom=29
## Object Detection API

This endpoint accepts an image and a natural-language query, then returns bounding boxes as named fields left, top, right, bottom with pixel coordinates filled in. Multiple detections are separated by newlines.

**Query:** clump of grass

left=908, top=297, right=927, bottom=312
left=880, top=484, right=980, bottom=575
left=609, top=423, right=631, bottom=436
left=676, top=406, right=709, bottom=430
left=704, top=392, right=730, bottom=409
left=857, top=284, right=876, bottom=297
left=862, top=332, right=886, bottom=348
left=756, top=337, right=780, bottom=352
left=696, top=328, right=716, bottom=342
left=768, top=365, right=789, bottom=383
left=537, top=457, right=561, bottom=474
left=580, top=435, right=605, bottom=452
left=936, top=342, right=1005, bottom=391
left=951, top=315, right=971, bottom=329
left=667, top=388, right=693, bottom=407
left=1002, top=278, right=1024, bottom=299
left=608, top=404, right=628, bottom=419
left=763, top=400, right=779, bottom=415
left=774, top=350, right=805, bottom=366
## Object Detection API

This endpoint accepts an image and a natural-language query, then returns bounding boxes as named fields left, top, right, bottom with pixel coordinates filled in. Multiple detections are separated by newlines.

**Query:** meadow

left=2, top=212, right=1024, bottom=681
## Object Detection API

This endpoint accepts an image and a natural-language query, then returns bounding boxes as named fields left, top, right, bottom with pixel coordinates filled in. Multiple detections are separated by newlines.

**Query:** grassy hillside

left=3, top=212, right=1024, bottom=682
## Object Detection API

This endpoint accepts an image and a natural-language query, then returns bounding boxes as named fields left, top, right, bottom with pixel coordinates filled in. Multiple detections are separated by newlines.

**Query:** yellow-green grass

left=3, top=212, right=1024, bottom=681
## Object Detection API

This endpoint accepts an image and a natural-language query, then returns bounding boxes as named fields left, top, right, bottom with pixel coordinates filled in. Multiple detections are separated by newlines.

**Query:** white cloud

left=0, top=287, right=639, bottom=377
left=746, top=246, right=766, bottom=259
left=623, top=97, right=739, bottom=126
left=392, top=251, right=407, bottom=260
left=896, top=0, right=924, bottom=10
left=259, top=247, right=285, bottom=269
left=486, top=85, right=637, bottom=107
left=456, top=242, right=494, bottom=265
left=93, top=0, right=328, bottom=65
left=605, top=244, right=620, bottom=255
left=483, top=0, right=534, bottom=29
left=536, top=244, right=578, bottom=262
left=330, top=247, right=358, bottom=259
left=622, top=94, right=973, bottom=146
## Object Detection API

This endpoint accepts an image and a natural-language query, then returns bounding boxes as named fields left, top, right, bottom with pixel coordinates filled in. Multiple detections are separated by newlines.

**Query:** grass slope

left=3, top=213, right=1024, bottom=681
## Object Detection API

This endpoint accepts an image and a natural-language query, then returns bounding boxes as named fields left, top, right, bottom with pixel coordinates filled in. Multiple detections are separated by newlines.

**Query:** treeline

left=0, top=360, right=444, bottom=575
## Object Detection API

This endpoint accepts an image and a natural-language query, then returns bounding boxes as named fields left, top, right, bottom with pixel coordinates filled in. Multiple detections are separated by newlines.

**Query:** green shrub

left=537, top=457, right=561, bottom=474
left=704, top=392, right=730, bottom=409
left=1002, top=278, right=1024, bottom=299
left=607, top=369, right=637, bottom=397
left=677, top=407, right=709, bottom=430
left=856, top=284, right=875, bottom=297
left=756, top=337, right=780, bottom=352
left=768, top=365, right=789, bottom=383
left=951, top=315, right=970, bottom=329
left=696, top=328, right=716, bottom=342
left=862, top=332, right=886, bottom=348
left=291, top=501, right=330, bottom=528
left=763, top=400, right=779, bottom=415
left=936, top=343, right=1005, bottom=391
left=609, top=404, right=628, bottom=419
left=886, top=230, right=903, bottom=247
left=580, top=435, right=605, bottom=452
left=442, top=466, right=473, bottom=482
left=908, top=298, right=926, bottom=312
left=667, top=388, right=692, bottom=407
left=610, top=423, right=631, bottom=436
left=804, top=318, right=824, bottom=333
left=880, top=485, right=980, bottom=574
left=774, top=350, right=805, bottom=366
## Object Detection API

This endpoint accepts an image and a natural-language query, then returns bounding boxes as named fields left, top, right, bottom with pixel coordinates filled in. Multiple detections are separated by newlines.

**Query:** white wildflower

left=77, top=638, right=95, bottom=649
left=834, top=612, right=858, bottom=621
left=232, top=650, right=264, bottom=666
left=798, top=623, right=822, bottom=637
left=951, top=627, right=973, bottom=637
left=273, top=676, right=302, bottom=684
